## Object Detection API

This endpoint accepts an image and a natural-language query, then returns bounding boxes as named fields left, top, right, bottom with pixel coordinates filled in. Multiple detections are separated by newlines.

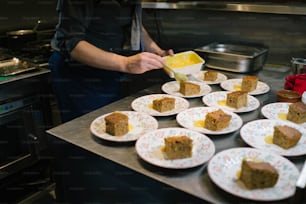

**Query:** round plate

left=207, top=147, right=299, bottom=201
left=176, top=107, right=243, bottom=135
left=135, top=127, right=215, bottom=169
left=240, top=119, right=306, bottom=156
left=261, top=102, right=306, bottom=129
left=161, top=80, right=212, bottom=98
left=131, top=94, right=190, bottom=116
left=202, top=91, right=260, bottom=113
left=220, top=78, right=270, bottom=95
left=90, top=111, right=158, bottom=142
left=191, top=70, right=228, bottom=85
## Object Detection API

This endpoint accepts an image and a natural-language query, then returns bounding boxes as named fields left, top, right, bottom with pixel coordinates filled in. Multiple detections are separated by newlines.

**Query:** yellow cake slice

left=287, top=102, right=306, bottom=124
left=179, top=81, right=200, bottom=96
left=164, top=136, right=193, bottom=160
left=273, top=125, right=302, bottom=149
left=205, top=109, right=232, bottom=131
left=226, top=91, right=248, bottom=109
left=153, top=97, right=175, bottom=112
left=204, top=71, right=218, bottom=81
left=105, top=112, right=128, bottom=136
left=241, top=75, right=258, bottom=92
left=240, top=159, right=279, bottom=189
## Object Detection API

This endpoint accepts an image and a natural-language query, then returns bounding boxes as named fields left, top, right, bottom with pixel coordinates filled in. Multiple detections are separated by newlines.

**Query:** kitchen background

left=0, top=1, right=306, bottom=64
left=0, top=0, right=305, bottom=203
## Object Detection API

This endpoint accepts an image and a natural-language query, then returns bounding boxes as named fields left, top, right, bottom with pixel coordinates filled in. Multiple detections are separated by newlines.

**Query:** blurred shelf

left=142, top=1, right=306, bottom=15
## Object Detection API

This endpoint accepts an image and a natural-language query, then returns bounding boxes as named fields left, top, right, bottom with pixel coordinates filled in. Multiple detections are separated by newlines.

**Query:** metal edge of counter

left=0, top=67, right=50, bottom=85
left=141, top=1, right=306, bottom=15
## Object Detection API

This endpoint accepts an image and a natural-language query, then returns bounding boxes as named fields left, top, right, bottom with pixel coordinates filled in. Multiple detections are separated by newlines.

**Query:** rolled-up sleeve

left=55, top=0, right=94, bottom=53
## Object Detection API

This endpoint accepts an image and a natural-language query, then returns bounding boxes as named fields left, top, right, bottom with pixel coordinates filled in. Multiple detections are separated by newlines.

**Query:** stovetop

left=0, top=39, right=52, bottom=77
left=0, top=38, right=52, bottom=64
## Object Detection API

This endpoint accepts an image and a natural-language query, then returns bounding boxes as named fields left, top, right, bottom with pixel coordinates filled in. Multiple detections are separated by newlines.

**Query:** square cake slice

left=105, top=112, right=128, bottom=136
left=273, top=125, right=302, bottom=149
left=241, top=75, right=258, bottom=92
left=153, top=97, right=175, bottom=112
left=240, top=159, right=279, bottom=189
left=179, top=81, right=200, bottom=96
left=226, top=91, right=248, bottom=109
left=205, top=109, right=232, bottom=131
left=204, top=71, right=218, bottom=81
left=164, top=136, right=193, bottom=160
left=287, top=102, right=306, bottom=124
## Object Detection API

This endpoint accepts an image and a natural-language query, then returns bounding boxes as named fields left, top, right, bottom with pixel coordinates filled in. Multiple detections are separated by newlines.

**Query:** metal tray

left=194, top=43, right=268, bottom=73
left=0, top=58, right=38, bottom=76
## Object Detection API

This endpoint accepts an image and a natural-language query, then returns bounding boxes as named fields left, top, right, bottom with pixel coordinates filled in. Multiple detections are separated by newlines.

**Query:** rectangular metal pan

left=194, top=43, right=268, bottom=73
left=0, top=58, right=38, bottom=76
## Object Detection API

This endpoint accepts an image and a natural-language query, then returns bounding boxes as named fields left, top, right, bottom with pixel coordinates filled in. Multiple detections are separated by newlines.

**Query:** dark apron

left=49, top=51, right=123, bottom=122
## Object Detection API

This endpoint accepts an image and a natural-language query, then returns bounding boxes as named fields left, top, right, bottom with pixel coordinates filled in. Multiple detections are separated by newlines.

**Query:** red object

left=284, top=74, right=306, bottom=94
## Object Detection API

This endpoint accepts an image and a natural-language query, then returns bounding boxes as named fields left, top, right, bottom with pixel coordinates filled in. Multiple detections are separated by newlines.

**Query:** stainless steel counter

left=142, top=1, right=306, bottom=15
left=46, top=67, right=305, bottom=203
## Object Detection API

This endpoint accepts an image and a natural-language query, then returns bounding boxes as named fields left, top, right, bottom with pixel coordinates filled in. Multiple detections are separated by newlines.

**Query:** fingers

left=140, top=52, right=165, bottom=68
left=158, top=49, right=174, bottom=57
left=126, top=50, right=175, bottom=74
left=126, top=52, right=164, bottom=74
left=166, top=49, right=174, bottom=56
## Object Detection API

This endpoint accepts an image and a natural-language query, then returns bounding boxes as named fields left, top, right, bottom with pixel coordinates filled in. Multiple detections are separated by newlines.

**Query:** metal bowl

left=291, top=58, right=306, bottom=74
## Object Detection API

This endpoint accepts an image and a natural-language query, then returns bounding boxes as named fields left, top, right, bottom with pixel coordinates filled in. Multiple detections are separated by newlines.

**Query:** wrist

left=119, top=56, right=129, bottom=73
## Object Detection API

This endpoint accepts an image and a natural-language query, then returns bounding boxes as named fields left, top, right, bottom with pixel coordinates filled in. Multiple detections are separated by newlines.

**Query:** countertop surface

left=47, top=67, right=305, bottom=204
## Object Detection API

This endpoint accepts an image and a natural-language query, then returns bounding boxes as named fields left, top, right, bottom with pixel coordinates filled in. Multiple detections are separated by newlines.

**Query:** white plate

left=207, top=147, right=299, bottom=201
left=131, top=94, right=190, bottom=116
left=192, top=70, right=228, bottom=85
left=220, top=78, right=270, bottom=95
left=90, top=111, right=158, bottom=142
left=176, top=107, right=243, bottom=135
left=202, top=91, right=260, bottom=113
left=161, top=80, right=212, bottom=98
left=240, top=119, right=306, bottom=156
left=261, top=102, right=306, bottom=129
left=135, top=128, right=215, bottom=169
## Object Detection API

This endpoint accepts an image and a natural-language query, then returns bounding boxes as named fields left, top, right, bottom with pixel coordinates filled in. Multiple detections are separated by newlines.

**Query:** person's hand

left=124, top=52, right=165, bottom=74
left=158, top=49, right=174, bottom=57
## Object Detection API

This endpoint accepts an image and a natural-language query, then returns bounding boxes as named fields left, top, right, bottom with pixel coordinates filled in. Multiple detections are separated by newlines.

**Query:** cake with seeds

left=204, top=71, right=218, bottom=81
left=287, top=102, right=306, bottom=124
left=273, top=125, right=302, bottom=149
left=241, top=75, right=258, bottom=92
left=105, top=112, right=128, bottom=136
left=179, top=81, right=200, bottom=96
left=164, top=136, right=193, bottom=160
left=226, top=91, right=248, bottom=109
left=153, top=97, right=175, bottom=112
left=205, top=109, right=231, bottom=131
left=240, top=159, right=279, bottom=189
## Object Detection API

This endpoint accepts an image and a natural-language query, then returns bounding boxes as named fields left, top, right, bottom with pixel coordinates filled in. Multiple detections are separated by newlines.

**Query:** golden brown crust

left=287, top=102, right=306, bottom=124
left=179, top=81, right=200, bottom=96
left=205, top=109, right=232, bottom=131
left=153, top=97, right=175, bottom=112
left=164, top=136, right=193, bottom=160
left=105, top=112, right=128, bottom=136
left=204, top=71, right=218, bottom=81
left=226, top=91, right=248, bottom=109
left=241, top=75, right=258, bottom=92
left=240, top=159, right=279, bottom=189
left=273, top=125, right=302, bottom=149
